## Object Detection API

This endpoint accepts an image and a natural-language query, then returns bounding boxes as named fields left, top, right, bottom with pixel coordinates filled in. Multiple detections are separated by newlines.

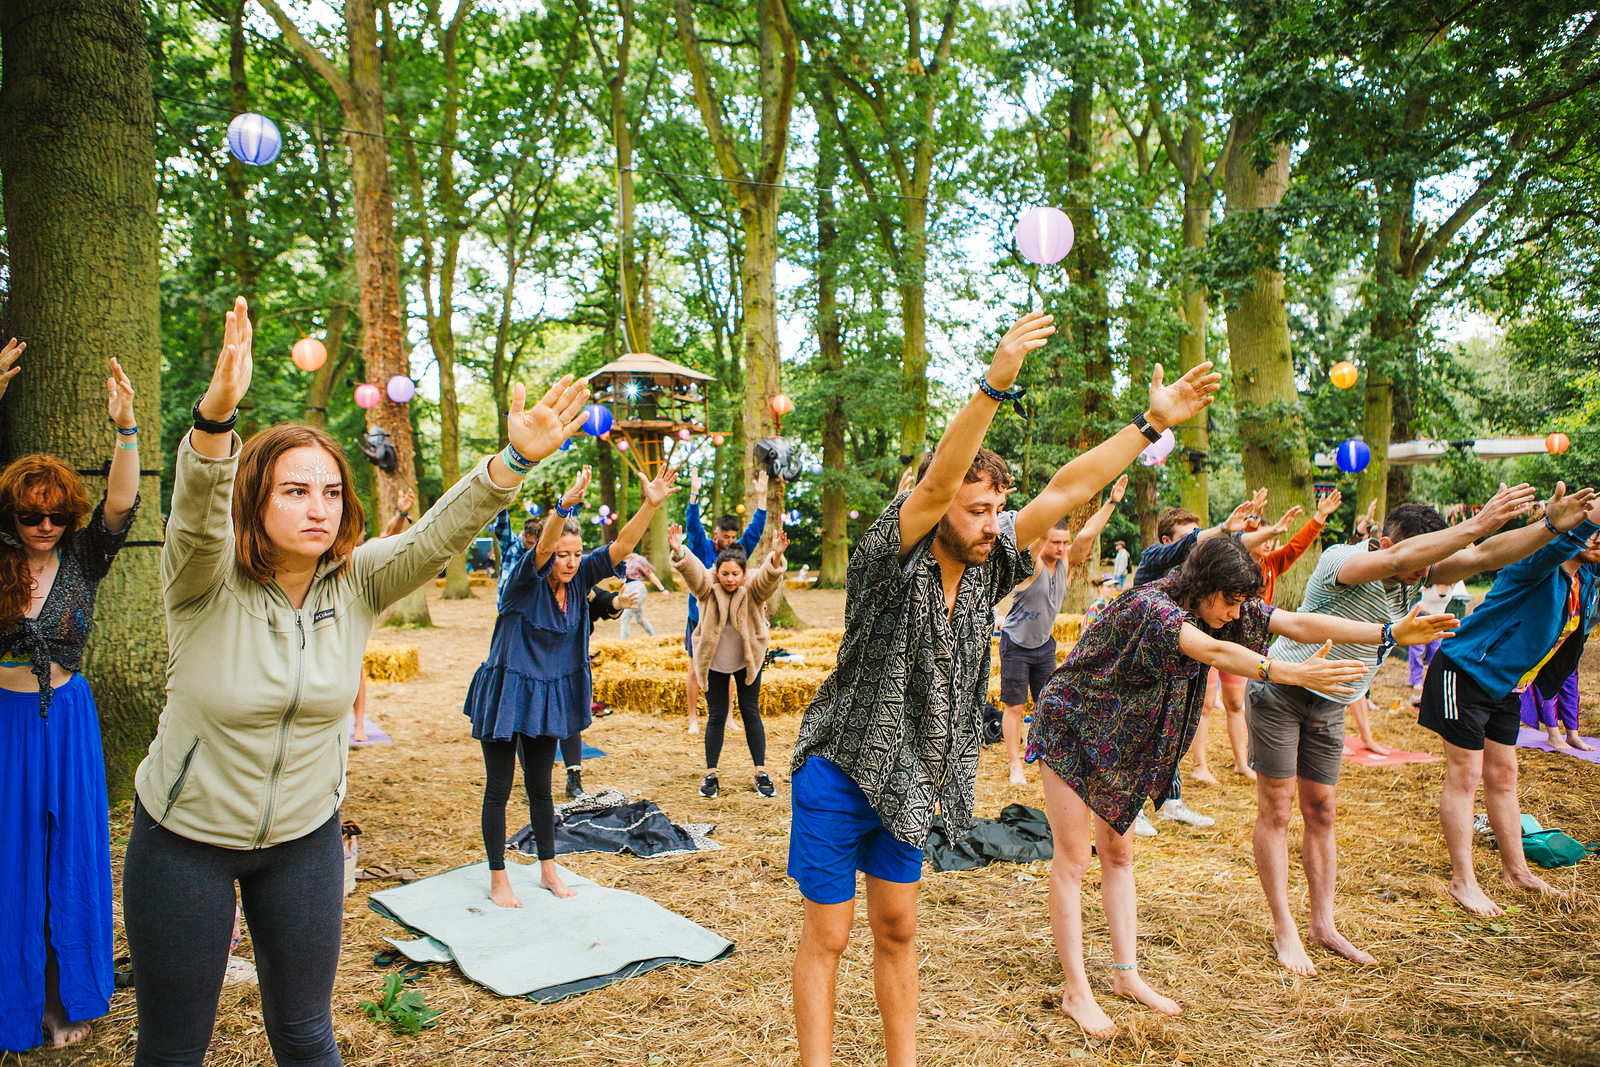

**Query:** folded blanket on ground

left=510, top=789, right=720, bottom=859
left=925, top=804, right=1053, bottom=872
left=370, top=862, right=734, bottom=1001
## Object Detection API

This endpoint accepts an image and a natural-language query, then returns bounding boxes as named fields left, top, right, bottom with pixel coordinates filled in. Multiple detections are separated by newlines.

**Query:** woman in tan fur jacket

left=668, top=524, right=789, bottom=799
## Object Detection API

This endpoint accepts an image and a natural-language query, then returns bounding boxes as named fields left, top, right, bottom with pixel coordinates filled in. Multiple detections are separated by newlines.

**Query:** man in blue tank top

left=1000, top=474, right=1127, bottom=784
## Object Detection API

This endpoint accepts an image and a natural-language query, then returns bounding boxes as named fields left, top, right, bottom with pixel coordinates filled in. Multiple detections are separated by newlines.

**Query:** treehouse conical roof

left=586, top=352, right=714, bottom=384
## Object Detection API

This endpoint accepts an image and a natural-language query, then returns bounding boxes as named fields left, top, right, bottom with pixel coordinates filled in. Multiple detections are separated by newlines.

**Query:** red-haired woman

left=120, top=298, right=589, bottom=1066
left=0, top=339, right=142, bottom=1051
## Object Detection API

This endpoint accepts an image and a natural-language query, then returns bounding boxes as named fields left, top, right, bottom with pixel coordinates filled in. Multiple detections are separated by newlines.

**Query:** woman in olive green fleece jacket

left=121, top=297, right=590, bottom=1067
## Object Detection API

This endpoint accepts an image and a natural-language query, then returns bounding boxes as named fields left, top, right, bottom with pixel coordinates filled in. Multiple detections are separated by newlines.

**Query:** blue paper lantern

left=527, top=503, right=540, bottom=515
left=560, top=438, right=573, bottom=451
left=581, top=404, right=614, bottom=437
left=1335, top=437, right=1371, bottom=473
left=227, top=112, right=282, bottom=166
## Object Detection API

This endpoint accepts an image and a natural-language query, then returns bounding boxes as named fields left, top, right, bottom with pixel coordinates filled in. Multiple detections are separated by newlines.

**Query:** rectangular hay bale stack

left=364, top=642, right=421, bottom=683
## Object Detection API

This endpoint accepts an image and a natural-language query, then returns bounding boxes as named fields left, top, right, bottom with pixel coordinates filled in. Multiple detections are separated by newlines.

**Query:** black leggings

left=123, top=801, right=343, bottom=1067
left=704, top=668, right=765, bottom=770
left=482, top=733, right=558, bottom=865
left=561, top=732, right=581, bottom=768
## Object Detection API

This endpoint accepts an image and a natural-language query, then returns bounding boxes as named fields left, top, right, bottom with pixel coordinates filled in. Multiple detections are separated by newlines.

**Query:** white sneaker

left=1133, top=811, right=1158, bottom=837
left=1157, top=799, right=1215, bottom=828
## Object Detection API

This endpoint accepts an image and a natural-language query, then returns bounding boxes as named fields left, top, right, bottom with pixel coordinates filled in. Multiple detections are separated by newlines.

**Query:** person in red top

left=1196, top=490, right=1342, bottom=782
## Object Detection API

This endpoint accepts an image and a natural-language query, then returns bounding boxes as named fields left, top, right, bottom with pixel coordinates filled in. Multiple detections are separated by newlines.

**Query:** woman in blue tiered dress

left=464, top=462, right=677, bottom=906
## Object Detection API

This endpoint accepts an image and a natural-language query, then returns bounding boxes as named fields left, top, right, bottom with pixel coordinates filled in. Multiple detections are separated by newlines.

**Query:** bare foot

left=541, top=865, right=578, bottom=900
left=352, top=726, right=367, bottom=743
left=1546, top=730, right=1571, bottom=750
left=1008, top=763, right=1026, bottom=786
left=488, top=871, right=523, bottom=909
left=1233, top=763, right=1258, bottom=782
left=1447, top=877, right=1503, bottom=917
left=1308, top=927, right=1377, bottom=966
left=1568, top=733, right=1596, bottom=752
left=1342, top=743, right=1357, bottom=757
left=1502, top=869, right=1561, bottom=899
left=42, top=1005, right=93, bottom=1049
left=1111, top=970, right=1181, bottom=1016
left=1360, top=737, right=1392, bottom=756
left=686, top=719, right=700, bottom=736
left=1191, top=766, right=1219, bottom=786
left=1060, top=988, right=1117, bottom=1039
left=1274, top=932, right=1317, bottom=977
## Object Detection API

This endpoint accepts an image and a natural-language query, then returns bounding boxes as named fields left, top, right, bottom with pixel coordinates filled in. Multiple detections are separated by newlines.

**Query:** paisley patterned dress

left=1029, top=574, right=1272, bottom=834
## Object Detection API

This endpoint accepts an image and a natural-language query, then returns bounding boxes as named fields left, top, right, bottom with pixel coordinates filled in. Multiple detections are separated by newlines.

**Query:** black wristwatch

left=1132, top=412, right=1163, bottom=443
left=191, top=396, right=240, bottom=435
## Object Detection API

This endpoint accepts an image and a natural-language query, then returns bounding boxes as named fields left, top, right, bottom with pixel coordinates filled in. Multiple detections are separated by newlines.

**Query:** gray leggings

left=123, top=801, right=344, bottom=1066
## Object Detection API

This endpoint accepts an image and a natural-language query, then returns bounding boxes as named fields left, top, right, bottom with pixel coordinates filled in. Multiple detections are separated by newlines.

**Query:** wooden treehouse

left=586, top=353, right=718, bottom=478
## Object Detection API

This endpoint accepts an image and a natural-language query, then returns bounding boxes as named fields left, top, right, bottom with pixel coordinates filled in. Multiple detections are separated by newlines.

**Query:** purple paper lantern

left=385, top=375, right=416, bottom=403
left=1014, top=207, right=1075, bottom=265
left=226, top=113, right=283, bottom=166
left=1137, top=428, right=1175, bottom=467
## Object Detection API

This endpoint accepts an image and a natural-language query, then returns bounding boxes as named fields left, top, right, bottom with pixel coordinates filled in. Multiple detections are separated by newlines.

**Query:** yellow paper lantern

left=1330, top=361, right=1358, bottom=389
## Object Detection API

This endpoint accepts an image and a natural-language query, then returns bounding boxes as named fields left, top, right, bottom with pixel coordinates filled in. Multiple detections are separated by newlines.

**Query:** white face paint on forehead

left=271, top=454, right=343, bottom=509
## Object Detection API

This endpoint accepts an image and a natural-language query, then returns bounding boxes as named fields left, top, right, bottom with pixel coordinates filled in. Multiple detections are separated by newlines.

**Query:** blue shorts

left=787, top=756, right=923, bottom=905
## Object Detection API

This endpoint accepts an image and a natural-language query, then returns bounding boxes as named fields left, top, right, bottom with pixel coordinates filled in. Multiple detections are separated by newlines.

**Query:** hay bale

left=364, top=642, right=420, bottom=683
left=1052, top=613, right=1084, bottom=643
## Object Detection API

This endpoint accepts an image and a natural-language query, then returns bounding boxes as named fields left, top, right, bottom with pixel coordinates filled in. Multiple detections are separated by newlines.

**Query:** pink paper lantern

left=1014, top=207, right=1075, bottom=265
left=386, top=375, right=416, bottom=403
left=354, top=383, right=381, bottom=409
left=677, top=427, right=691, bottom=441
left=1137, top=428, right=1175, bottom=466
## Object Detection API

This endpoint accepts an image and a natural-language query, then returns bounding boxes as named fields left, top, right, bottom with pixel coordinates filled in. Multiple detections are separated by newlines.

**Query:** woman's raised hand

left=199, top=296, right=253, bottom=423
left=771, top=529, right=790, bottom=568
left=507, top=375, right=589, bottom=464
left=667, top=523, right=685, bottom=552
left=562, top=466, right=593, bottom=508
left=0, top=339, right=24, bottom=402
left=107, top=357, right=137, bottom=431
left=639, top=463, right=681, bottom=509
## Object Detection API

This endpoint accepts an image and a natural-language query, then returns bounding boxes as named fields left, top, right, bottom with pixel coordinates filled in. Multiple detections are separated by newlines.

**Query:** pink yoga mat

left=1342, top=737, right=1440, bottom=766
left=1516, top=727, right=1600, bottom=765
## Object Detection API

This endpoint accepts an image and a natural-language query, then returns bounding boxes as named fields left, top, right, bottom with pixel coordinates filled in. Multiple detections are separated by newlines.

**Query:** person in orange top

left=1195, top=490, right=1343, bottom=782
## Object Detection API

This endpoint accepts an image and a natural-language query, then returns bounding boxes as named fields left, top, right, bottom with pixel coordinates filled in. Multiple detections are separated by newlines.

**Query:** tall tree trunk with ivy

left=1223, top=114, right=1320, bottom=606
left=1, top=0, right=168, bottom=797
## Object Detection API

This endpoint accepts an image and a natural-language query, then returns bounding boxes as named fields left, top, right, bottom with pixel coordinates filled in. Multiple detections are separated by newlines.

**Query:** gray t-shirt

left=1268, top=542, right=1417, bottom=702
left=1003, top=556, right=1069, bottom=649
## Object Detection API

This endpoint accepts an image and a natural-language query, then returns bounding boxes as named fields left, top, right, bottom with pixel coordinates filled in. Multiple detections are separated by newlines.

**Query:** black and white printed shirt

left=790, top=492, right=1031, bottom=847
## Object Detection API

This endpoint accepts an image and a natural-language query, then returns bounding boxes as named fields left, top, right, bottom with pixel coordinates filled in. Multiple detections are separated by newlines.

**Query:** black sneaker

left=566, top=767, right=584, bottom=799
left=754, top=772, right=776, bottom=798
left=699, top=773, right=719, bottom=798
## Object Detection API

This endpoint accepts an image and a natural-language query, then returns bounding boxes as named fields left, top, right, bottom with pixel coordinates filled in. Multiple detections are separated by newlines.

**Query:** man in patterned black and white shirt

left=786, top=310, right=1223, bottom=1067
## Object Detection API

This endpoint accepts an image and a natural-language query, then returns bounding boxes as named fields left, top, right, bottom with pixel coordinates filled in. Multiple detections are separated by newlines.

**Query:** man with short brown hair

left=787, top=311, right=1222, bottom=1067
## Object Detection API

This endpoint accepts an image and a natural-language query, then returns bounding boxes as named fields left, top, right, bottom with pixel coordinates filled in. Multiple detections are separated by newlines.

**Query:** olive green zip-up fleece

left=134, top=432, right=517, bottom=849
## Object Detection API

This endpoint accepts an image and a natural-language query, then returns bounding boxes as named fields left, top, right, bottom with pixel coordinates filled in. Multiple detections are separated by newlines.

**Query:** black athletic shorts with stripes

left=1417, top=651, right=1522, bottom=751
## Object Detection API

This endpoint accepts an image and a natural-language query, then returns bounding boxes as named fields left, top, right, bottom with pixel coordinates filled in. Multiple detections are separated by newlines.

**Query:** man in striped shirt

left=1248, top=483, right=1539, bottom=977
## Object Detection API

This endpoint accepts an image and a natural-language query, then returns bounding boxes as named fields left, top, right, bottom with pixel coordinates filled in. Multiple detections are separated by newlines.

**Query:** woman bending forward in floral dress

left=1028, top=536, right=1456, bottom=1037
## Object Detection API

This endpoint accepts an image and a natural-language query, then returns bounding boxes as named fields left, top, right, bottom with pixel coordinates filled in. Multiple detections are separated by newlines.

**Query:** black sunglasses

left=15, top=511, right=73, bottom=528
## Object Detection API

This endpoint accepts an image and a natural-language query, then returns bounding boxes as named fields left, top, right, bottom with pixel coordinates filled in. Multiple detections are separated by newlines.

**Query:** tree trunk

left=815, top=118, right=848, bottom=587
left=1, top=0, right=168, bottom=799
left=302, top=305, right=352, bottom=427
left=1175, top=120, right=1211, bottom=522
left=1223, top=114, right=1320, bottom=606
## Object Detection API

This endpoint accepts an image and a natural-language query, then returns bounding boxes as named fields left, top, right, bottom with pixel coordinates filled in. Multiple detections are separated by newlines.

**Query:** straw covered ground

left=28, top=585, right=1600, bottom=1067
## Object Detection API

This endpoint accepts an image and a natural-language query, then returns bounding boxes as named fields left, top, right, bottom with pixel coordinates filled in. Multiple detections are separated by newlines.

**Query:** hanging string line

left=148, top=90, right=1479, bottom=216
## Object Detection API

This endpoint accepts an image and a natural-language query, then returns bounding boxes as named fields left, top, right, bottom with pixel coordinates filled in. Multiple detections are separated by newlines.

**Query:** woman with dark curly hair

left=1027, top=535, right=1456, bottom=1039
left=0, top=339, right=142, bottom=1051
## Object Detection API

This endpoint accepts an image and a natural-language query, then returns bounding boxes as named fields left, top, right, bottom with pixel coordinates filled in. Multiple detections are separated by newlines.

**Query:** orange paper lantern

left=1546, top=432, right=1571, bottom=455
left=712, top=433, right=725, bottom=446
left=1330, top=361, right=1358, bottom=389
left=769, top=393, right=794, bottom=417
left=292, top=337, right=327, bottom=372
